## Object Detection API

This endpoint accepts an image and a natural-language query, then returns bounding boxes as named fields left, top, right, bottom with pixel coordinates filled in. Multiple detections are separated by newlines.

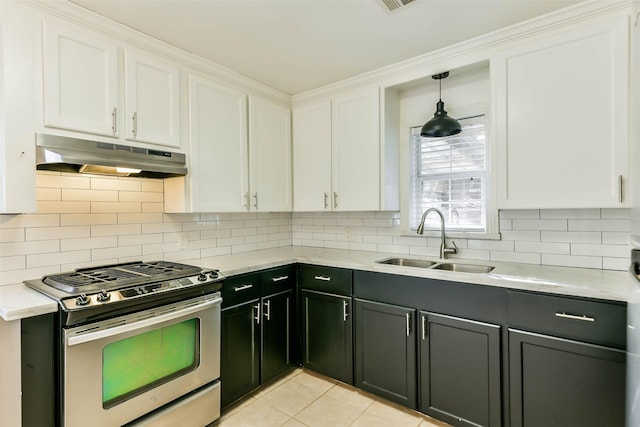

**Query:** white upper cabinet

left=41, top=19, right=182, bottom=149
left=331, top=86, right=380, bottom=211
left=493, top=16, right=629, bottom=209
left=248, top=95, right=292, bottom=212
left=42, top=20, right=118, bottom=137
left=292, top=100, right=332, bottom=211
left=124, top=49, right=181, bottom=148
left=167, top=74, right=248, bottom=212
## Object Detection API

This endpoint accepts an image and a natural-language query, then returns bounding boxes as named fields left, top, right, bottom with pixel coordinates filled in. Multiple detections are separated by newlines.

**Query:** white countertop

left=1, top=246, right=630, bottom=321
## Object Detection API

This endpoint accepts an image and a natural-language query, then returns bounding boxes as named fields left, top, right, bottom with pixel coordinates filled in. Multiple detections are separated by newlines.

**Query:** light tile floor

left=219, top=369, right=453, bottom=427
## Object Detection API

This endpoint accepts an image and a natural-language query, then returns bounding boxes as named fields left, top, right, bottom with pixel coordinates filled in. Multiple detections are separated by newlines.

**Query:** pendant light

left=420, top=71, right=462, bottom=138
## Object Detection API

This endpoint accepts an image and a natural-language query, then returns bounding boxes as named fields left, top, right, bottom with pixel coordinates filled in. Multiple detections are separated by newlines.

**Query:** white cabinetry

left=42, top=20, right=118, bottom=137
left=41, top=20, right=181, bottom=149
left=124, top=49, right=181, bottom=147
left=292, top=100, right=332, bottom=211
left=0, top=2, right=37, bottom=213
left=293, top=86, right=392, bottom=212
left=165, top=74, right=248, bottom=212
left=248, top=95, right=292, bottom=212
left=494, top=16, right=629, bottom=208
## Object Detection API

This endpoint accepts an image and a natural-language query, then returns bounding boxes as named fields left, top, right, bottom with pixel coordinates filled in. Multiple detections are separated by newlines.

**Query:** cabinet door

left=509, top=329, right=625, bottom=427
left=221, top=301, right=260, bottom=408
left=261, top=290, right=293, bottom=383
left=300, top=290, right=353, bottom=384
left=42, top=20, right=118, bottom=137
left=187, top=75, right=248, bottom=212
left=355, top=299, right=416, bottom=408
left=494, top=17, right=629, bottom=208
left=420, top=312, right=501, bottom=427
left=331, top=86, right=380, bottom=211
left=248, top=95, right=291, bottom=212
left=292, top=100, right=332, bottom=211
left=124, top=49, right=180, bottom=147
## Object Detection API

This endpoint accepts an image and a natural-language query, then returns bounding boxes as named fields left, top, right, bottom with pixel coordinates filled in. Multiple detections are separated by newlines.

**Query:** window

left=409, top=115, right=487, bottom=232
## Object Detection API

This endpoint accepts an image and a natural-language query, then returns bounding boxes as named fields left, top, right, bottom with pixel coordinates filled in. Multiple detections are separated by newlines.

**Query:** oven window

left=102, top=318, right=200, bottom=408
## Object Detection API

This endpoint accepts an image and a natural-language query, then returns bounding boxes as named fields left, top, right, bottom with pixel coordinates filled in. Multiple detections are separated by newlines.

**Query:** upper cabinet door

left=187, top=75, right=248, bottom=212
left=292, top=100, right=332, bottom=211
left=494, top=16, right=629, bottom=209
left=125, top=49, right=181, bottom=148
left=42, top=20, right=118, bottom=137
left=248, top=95, right=292, bottom=212
left=331, top=86, right=380, bottom=211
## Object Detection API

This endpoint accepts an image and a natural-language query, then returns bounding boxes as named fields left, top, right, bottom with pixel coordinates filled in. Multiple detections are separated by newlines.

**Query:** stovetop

left=42, top=260, right=202, bottom=294
left=24, top=260, right=224, bottom=326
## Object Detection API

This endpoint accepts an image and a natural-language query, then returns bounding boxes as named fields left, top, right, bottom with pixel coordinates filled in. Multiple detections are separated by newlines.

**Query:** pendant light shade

left=420, top=72, right=461, bottom=138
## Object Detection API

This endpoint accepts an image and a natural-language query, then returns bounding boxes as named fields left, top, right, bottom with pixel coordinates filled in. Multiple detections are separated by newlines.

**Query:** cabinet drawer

left=507, top=291, right=626, bottom=349
left=299, top=265, right=352, bottom=295
left=222, top=272, right=261, bottom=308
left=261, top=265, right=296, bottom=296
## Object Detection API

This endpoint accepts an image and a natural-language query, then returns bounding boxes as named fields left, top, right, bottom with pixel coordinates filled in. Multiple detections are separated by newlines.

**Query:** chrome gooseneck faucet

left=416, top=208, right=458, bottom=259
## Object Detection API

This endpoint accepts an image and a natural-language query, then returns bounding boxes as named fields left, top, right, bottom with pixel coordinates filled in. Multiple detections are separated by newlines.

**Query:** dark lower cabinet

left=509, top=329, right=626, bottom=427
left=221, top=300, right=260, bottom=408
left=301, top=289, right=353, bottom=383
left=261, top=290, right=294, bottom=383
left=355, top=299, right=416, bottom=408
left=420, top=312, right=502, bottom=427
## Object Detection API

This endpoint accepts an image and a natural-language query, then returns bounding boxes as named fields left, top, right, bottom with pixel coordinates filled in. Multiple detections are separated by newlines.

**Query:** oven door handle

left=67, top=295, right=222, bottom=347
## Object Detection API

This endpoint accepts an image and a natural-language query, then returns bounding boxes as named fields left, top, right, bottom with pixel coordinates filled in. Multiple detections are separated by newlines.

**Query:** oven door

left=63, top=293, right=221, bottom=427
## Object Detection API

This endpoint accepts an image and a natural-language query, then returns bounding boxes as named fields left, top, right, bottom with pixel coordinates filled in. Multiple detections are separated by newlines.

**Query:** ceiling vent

left=380, top=0, right=415, bottom=11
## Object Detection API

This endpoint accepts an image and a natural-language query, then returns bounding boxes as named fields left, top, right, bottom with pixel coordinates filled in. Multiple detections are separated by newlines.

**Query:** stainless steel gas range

left=23, top=260, right=224, bottom=427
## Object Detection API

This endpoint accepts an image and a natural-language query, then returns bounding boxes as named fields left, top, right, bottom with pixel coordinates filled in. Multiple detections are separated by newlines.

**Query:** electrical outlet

left=346, top=228, right=356, bottom=241
left=179, top=233, right=189, bottom=249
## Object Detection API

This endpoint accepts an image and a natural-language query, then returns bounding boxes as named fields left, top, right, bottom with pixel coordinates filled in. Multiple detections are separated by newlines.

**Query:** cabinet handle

left=343, top=300, right=348, bottom=322
left=243, top=192, right=249, bottom=208
left=324, top=192, right=329, bottom=209
left=264, top=299, right=271, bottom=321
left=233, top=284, right=253, bottom=292
left=333, top=192, right=338, bottom=209
left=314, top=276, right=331, bottom=282
left=111, top=107, right=117, bottom=134
left=555, top=312, right=595, bottom=322
left=421, top=315, right=427, bottom=340
left=253, top=193, right=258, bottom=210
left=619, top=175, right=623, bottom=203
left=406, top=313, right=411, bottom=337
left=272, top=276, right=289, bottom=282
left=254, top=303, right=261, bottom=325
left=132, top=111, right=138, bottom=138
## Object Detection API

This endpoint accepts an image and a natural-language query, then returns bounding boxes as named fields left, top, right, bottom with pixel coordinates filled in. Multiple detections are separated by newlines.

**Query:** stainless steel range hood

left=36, top=134, right=187, bottom=178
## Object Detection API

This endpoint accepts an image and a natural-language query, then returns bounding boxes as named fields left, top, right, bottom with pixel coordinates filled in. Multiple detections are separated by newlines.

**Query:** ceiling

left=69, top=0, right=586, bottom=95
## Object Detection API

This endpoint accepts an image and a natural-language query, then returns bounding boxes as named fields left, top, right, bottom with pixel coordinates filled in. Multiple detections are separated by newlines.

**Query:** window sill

left=400, top=231, right=502, bottom=241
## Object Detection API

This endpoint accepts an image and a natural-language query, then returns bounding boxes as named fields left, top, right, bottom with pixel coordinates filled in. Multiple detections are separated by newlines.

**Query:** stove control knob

left=208, top=271, right=219, bottom=280
left=97, top=290, right=111, bottom=302
left=197, top=273, right=207, bottom=281
left=76, top=293, right=90, bottom=306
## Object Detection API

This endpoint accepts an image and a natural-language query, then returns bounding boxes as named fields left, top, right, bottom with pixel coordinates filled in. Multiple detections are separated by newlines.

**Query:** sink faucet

left=416, top=208, right=458, bottom=259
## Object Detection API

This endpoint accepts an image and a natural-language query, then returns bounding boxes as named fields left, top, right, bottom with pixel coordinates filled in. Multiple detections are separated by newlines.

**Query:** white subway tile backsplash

left=0, top=171, right=632, bottom=287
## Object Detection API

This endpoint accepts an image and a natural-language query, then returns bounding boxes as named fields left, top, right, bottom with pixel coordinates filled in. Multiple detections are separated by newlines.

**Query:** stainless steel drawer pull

left=406, top=313, right=411, bottom=337
left=264, top=300, right=271, bottom=320
left=112, top=107, right=117, bottom=134
left=272, top=276, right=289, bottom=282
left=233, top=284, right=253, bottom=292
left=324, top=192, right=329, bottom=209
left=343, top=300, right=348, bottom=322
left=555, top=312, right=595, bottom=322
left=421, top=315, right=427, bottom=340
left=314, top=276, right=331, bottom=281
left=132, top=111, right=137, bottom=137
left=254, top=303, right=261, bottom=324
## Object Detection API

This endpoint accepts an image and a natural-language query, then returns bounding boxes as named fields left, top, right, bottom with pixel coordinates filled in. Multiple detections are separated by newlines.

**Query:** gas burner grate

left=44, top=268, right=141, bottom=287
left=123, top=261, right=194, bottom=276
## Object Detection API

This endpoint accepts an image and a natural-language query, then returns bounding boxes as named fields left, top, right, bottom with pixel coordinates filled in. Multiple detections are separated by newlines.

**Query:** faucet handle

left=444, top=240, right=458, bottom=255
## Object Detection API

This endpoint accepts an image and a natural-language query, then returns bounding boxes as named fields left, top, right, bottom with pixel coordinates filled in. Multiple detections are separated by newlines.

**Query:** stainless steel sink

left=376, top=257, right=436, bottom=269
left=375, top=257, right=494, bottom=274
left=431, top=263, right=494, bottom=274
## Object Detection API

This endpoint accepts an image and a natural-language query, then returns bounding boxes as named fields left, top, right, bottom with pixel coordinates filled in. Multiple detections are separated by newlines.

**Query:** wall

left=0, top=171, right=291, bottom=286
left=0, top=171, right=629, bottom=287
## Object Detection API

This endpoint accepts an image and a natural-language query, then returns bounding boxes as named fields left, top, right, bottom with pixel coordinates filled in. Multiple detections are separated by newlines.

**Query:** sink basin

left=375, top=257, right=494, bottom=274
left=376, top=257, right=436, bottom=269
left=431, top=263, right=494, bottom=274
